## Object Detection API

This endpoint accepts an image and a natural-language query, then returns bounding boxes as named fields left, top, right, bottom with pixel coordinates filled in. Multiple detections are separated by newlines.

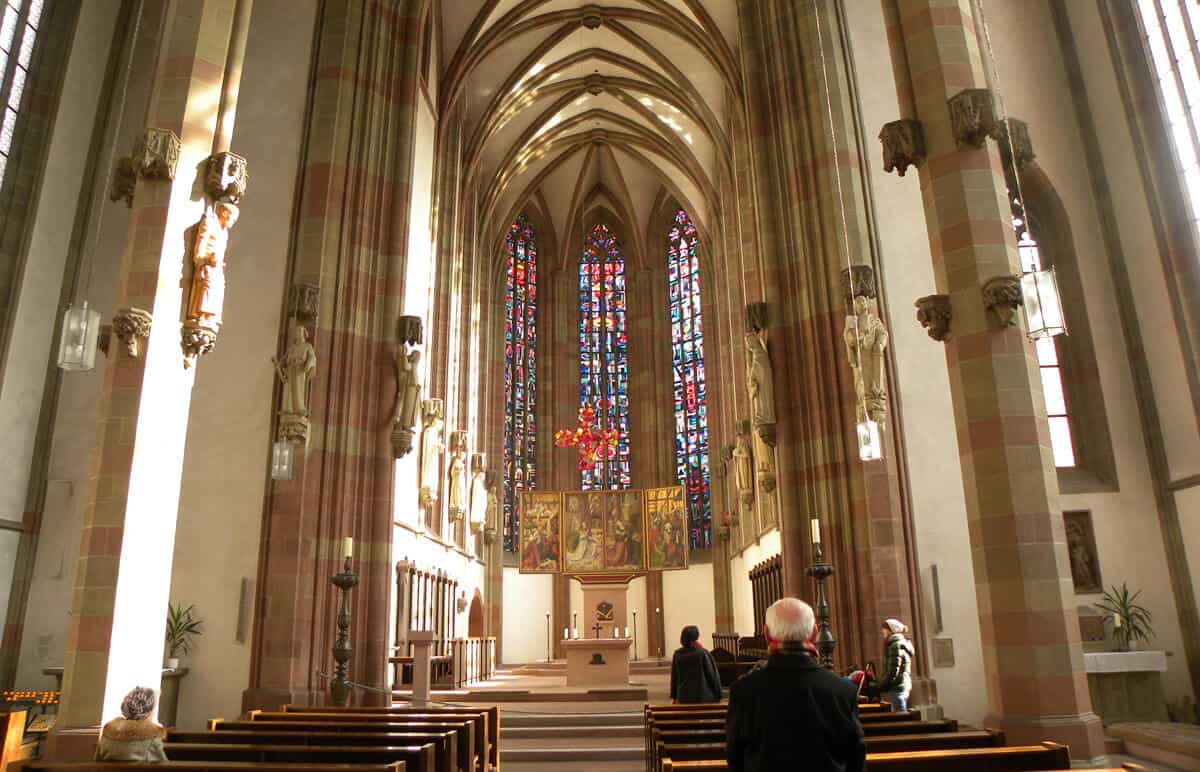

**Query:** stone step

left=502, top=724, right=643, bottom=741
left=503, top=711, right=641, bottom=728
left=500, top=745, right=644, bottom=763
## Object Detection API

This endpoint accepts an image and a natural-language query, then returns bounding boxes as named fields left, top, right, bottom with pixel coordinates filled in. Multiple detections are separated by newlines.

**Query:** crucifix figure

left=592, top=622, right=603, bottom=639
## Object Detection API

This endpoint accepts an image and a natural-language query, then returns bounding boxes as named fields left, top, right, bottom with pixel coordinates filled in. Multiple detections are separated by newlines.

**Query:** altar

left=562, top=636, right=634, bottom=687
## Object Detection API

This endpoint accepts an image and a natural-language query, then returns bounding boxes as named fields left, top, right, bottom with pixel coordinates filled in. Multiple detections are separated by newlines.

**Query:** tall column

left=885, top=0, right=1103, bottom=758
left=50, top=0, right=236, bottom=757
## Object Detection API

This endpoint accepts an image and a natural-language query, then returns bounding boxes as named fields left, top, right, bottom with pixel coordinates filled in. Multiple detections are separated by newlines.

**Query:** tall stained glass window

left=0, top=0, right=45, bottom=186
left=667, top=210, right=711, bottom=549
left=503, top=214, right=537, bottom=552
left=579, top=224, right=631, bottom=490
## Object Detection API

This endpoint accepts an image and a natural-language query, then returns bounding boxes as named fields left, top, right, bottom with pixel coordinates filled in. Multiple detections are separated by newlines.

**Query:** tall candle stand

left=330, top=555, right=359, bottom=705
left=806, top=539, right=837, bottom=669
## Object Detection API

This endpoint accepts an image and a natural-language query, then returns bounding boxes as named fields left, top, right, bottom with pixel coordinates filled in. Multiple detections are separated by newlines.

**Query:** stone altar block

left=1084, top=650, right=1169, bottom=725
left=563, top=637, right=633, bottom=687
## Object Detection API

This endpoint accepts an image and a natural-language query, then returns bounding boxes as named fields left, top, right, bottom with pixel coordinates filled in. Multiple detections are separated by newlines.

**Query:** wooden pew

left=12, top=763, right=405, bottom=772
left=271, top=706, right=499, bottom=772
left=2, top=711, right=35, bottom=772
left=658, top=742, right=1074, bottom=772
left=170, top=730, right=460, bottom=772
left=176, top=725, right=472, bottom=772
left=161, top=742, right=436, bottom=772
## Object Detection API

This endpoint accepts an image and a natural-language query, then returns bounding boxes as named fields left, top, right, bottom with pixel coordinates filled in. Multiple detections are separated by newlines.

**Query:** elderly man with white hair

left=725, top=597, right=865, bottom=772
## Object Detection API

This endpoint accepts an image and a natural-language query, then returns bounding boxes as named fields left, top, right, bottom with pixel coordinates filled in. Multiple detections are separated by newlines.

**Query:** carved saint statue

left=186, top=200, right=240, bottom=329
left=418, top=401, right=444, bottom=509
left=394, top=347, right=422, bottom=426
left=745, top=331, right=777, bottom=439
left=447, top=432, right=468, bottom=519
left=469, top=458, right=488, bottom=532
left=273, top=320, right=317, bottom=417
left=485, top=472, right=500, bottom=533
left=733, top=424, right=754, bottom=508
left=843, top=295, right=889, bottom=426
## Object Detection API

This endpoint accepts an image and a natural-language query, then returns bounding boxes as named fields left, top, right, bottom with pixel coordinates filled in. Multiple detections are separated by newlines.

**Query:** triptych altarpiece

left=518, top=486, right=689, bottom=574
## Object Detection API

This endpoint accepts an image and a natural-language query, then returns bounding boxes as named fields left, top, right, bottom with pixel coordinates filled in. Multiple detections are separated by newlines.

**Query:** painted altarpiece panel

left=646, top=486, right=689, bottom=570
left=563, top=491, right=606, bottom=573
left=604, top=490, right=645, bottom=571
left=518, top=491, right=561, bottom=573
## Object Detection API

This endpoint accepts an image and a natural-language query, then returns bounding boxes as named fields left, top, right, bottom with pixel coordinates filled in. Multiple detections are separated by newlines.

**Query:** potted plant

left=1097, top=583, right=1153, bottom=652
left=165, top=603, right=203, bottom=670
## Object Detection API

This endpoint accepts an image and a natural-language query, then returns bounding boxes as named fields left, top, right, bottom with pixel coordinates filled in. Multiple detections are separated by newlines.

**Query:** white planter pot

left=165, top=657, right=179, bottom=671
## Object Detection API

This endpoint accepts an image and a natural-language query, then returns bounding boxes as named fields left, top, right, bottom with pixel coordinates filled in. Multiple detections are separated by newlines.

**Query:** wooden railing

left=391, top=636, right=496, bottom=690
left=711, top=633, right=739, bottom=658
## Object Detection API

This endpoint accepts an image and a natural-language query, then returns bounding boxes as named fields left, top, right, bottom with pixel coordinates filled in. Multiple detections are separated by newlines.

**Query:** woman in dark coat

left=670, top=625, right=723, bottom=703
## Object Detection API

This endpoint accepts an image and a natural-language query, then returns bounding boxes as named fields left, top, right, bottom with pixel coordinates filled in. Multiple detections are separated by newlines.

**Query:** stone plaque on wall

left=932, top=638, right=955, bottom=668
left=1064, top=511, right=1102, bottom=594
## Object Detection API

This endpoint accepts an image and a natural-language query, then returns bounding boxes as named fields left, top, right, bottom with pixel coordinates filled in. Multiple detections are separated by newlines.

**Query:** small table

left=42, top=667, right=189, bottom=727
left=562, top=637, right=633, bottom=688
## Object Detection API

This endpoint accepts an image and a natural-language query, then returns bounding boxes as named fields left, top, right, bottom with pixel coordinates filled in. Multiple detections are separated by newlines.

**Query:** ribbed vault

left=439, top=0, right=738, bottom=259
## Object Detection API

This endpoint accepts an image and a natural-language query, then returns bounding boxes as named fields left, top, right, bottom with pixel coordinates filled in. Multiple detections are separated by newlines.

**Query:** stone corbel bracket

left=180, top=319, right=217, bottom=369
left=982, top=275, right=1023, bottom=328
left=998, top=118, right=1035, bottom=169
left=840, top=265, right=877, bottom=307
left=914, top=294, right=952, bottom=342
left=111, top=307, right=153, bottom=357
left=206, top=151, right=249, bottom=203
left=133, top=128, right=182, bottom=181
left=948, top=88, right=1001, bottom=149
left=879, top=119, right=926, bottom=177
left=745, top=301, right=768, bottom=333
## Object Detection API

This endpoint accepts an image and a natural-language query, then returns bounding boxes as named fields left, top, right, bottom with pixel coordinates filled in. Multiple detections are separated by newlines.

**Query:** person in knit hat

left=877, top=618, right=915, bottom=712
left=94, top=687, right=167, bottom=762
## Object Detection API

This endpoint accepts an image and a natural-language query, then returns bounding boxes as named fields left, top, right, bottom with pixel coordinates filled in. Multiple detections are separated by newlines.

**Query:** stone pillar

left=49, top=0, right=236, bottom=758
left=885, top=0, right=1104, bottom=759
left=245, top=0, right=425, bottom=711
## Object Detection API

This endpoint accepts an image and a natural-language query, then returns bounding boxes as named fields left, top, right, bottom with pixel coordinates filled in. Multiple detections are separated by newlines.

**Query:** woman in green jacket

left=876, top=618, right=915, bottom=712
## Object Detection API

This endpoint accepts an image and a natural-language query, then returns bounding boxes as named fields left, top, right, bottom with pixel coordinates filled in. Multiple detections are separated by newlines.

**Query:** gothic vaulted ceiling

left=439, top=0, right=739, bottom=269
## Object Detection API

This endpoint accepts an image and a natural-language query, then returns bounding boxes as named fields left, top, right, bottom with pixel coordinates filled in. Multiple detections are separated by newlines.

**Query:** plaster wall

left=167, top=0, right=318, bottom=730
left=844, top=1, right=988, bottom=726
left=729, top=527, right=779, bottom=639
left=501, top=567, right=552, bottom=664
left=662, top=563, right=715, bottom=656
left=987, top=0, right=1194, bottom=702
left=14, top=0, right=130, bottom=689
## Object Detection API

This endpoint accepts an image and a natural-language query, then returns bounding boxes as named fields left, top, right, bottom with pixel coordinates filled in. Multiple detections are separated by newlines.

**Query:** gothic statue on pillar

left=447, top=431, right=469, bottom=520
left=182, top=200, right=240, bottom=367
left=484, top=469, right=500, bottom=544
left=419, top=399, right=444, bottom=510
left=733, top=421, right=755, bottom=512
left=273, top=319, right=317, bottom=445
left=469, top=453, right=488, bottom=534
left=391, top=316, right=424, bottom=458
left=843, top=294, right=890, bottom=427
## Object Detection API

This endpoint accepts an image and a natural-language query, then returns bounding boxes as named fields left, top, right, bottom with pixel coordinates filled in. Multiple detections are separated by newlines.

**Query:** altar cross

left=592, top=621, right=603, bottom=639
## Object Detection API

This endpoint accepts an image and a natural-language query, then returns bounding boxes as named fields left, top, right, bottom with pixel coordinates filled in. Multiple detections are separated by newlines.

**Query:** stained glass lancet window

left=667, top=210, right=711, bottom=549
left=579, top=224, right=631, bottom=490
left=0, top=0, right=45, bottom=185
left=503, top=214, right=537, bottom=552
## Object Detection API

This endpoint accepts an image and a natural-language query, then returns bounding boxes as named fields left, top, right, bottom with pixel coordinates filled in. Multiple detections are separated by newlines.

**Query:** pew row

left=658, top=741, right=1075, bottom=771
left=274, top=705, right=500, bottom=772
left=12, top=764, right=405, bottom=772
left=161, top=742, right=437, bottom=772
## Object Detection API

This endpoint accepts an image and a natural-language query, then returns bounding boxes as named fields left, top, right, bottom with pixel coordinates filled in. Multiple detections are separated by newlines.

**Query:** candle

left=563, top=627, right=569, bottom=639
left=343, top=536, right=354, bottom=559
left=572, top=628, right=579, bottom=639
left=545, top=610, right=550, bottom=618
left=810, top=518, right=821, bottom=545
left=1113, top=613, right=1122, bottom=629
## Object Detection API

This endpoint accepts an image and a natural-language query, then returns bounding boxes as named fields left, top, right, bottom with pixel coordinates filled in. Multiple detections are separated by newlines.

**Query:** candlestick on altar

left=806, top=529, right=836, bottom=669
left=545, top=611, right=551, bottom=662
left=632, top=610, right=638, bottom=661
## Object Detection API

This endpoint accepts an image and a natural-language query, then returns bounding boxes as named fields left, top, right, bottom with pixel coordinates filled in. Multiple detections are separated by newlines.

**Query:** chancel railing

left=394, top=560, right=458, bottom=657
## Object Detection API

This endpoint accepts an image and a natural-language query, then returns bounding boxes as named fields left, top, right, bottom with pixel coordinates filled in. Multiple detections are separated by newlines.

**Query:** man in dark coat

left=726, top=598, right=866, bottom=772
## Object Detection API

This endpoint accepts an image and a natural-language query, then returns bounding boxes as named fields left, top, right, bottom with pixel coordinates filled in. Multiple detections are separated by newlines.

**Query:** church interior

left=0, top=0, right=1198, bottom=769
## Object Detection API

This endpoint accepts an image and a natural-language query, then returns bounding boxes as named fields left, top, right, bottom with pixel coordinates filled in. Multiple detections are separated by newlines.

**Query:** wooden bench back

left=162, top=741, right=437, bottom=772
left=658, top=742, right=1076, bottom=771
left=12, top=762, right=405, bottom=772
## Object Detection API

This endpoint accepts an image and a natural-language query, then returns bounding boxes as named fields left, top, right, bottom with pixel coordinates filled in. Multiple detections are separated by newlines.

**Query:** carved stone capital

left=205, top=151, right=249, bottom=203
left=914, top=294, right=952, bottom=342
left=948, top=89, right=1001, bottom=149
left=756, top=423, right=777, bottom=448
left=471, top=452, right=486, bottom=473
left=982, top=275, right=1023, bottom=328
left=483, top=526, right=498, bottom=545
left=581, top=5, right=603, bottom=28
left=398, top=315, right=423, bottom=346
left=109, top=157, right=137, bottom=207
left=584, top=75, right=605, bottom=96
left=133, top=128, right=181, bottom=180
left=840, top=265, right=877, bottom=306
left=180, top=319, right=218, bottom=369
left=879, top=119, right=925, bottom=176
left=998, top=118, right=1035, bottom=168
left=111, top=307, right=152, bottom=357
left=745, top=302, right=769, bottom=333
left=290, top=283, right=320, bottom=324
left=279, top=411, right=311, bottom=446
left=422, top=397, right=444, bottom=422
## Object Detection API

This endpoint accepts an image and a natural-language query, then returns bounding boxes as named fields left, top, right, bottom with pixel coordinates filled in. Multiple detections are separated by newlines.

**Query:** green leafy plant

left=1097, top=583, right=1153, bottom=652
left=165, top=603, right=203, bottom=658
